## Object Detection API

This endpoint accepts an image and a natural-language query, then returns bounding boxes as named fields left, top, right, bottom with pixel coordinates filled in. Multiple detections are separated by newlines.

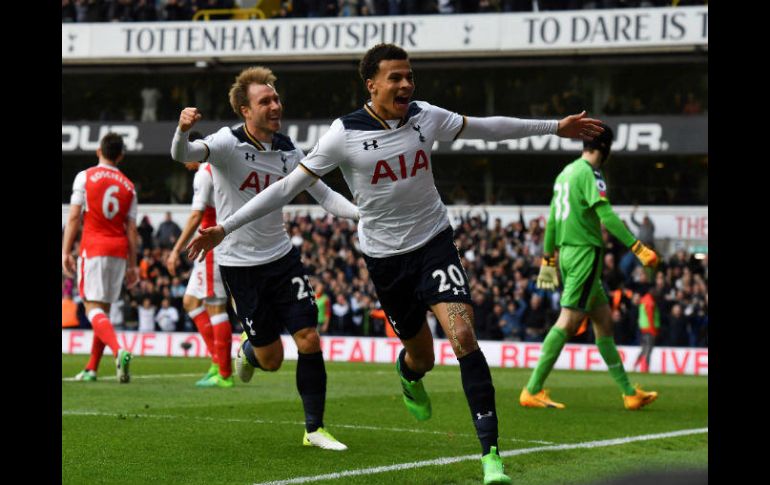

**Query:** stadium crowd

left=62, top=0, right=706, bottom=23
left=62, top=210, right=708, bottom=348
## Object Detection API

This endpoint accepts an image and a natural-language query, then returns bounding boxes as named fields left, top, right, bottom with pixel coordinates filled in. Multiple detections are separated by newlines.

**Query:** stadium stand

left=62, top=211, right=707, bottom=347
left=62, top=1, right=708, bottom=24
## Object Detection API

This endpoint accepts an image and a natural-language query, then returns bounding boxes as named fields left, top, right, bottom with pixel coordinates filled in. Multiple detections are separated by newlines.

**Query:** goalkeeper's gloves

left=631, top=240, right=658, bottom=268
left=536, top=255, right=559, bottom=290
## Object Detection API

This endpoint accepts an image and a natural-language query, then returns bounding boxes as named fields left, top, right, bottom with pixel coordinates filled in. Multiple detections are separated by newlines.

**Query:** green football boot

left=116, top=349, right=132, bottom=383
left=481, top=446, right=512, bottom=485
left=195, top=363, right=220, bottom=386
left=396, top=358, right=431, bottom=421
left=197, top=373, right=234, bottom=388
left=74, top=369, right=97, bottom=382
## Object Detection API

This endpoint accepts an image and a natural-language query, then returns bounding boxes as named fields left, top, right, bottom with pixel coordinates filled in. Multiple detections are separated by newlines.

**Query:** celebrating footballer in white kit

left=171, top=66, right=358, bottom=451
left=187, top=45, right=604, bottom=483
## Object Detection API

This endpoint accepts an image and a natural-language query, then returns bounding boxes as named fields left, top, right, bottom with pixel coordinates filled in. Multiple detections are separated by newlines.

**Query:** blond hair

left=229, top=66, right=277, bottom=119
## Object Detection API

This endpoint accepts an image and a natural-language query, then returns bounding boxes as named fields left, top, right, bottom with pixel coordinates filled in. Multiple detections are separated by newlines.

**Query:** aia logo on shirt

left=370, top=149, right=429, bottom=184
left=239, top=171, right=283, bottom=192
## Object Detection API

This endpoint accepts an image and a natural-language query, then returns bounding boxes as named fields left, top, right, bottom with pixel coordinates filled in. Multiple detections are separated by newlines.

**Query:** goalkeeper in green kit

left=519, top=124, right=659, bottom=411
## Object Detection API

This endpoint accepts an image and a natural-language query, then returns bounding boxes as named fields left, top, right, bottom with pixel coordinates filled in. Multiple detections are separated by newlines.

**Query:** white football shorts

left=185, top=251, right=227, bottom=304
left=77, top=253, right=126, bottom=303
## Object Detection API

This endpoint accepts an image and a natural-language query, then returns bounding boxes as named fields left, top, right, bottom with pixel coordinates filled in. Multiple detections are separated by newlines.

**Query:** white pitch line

left=61, top=370, right=395, bottom=382
left=62, top=373, right=201, bottom=382
left=251, top=428, right=708, bottom=485
left=60, top=410, right=555, bottom=445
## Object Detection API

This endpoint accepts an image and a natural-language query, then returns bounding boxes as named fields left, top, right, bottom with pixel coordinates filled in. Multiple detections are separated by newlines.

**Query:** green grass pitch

left=62, top=354, right=707, bottom=485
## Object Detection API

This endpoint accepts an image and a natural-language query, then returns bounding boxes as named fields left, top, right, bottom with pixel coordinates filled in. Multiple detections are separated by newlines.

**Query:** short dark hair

left=359, top=43, right=409, bottom=82
left=100, top=132, right=125, bottom=162
left=583, top=123, right=614, bottom=161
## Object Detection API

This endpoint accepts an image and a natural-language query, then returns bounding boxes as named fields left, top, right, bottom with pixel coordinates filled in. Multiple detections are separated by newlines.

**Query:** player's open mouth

left=394, top=96, right=410, bottom=108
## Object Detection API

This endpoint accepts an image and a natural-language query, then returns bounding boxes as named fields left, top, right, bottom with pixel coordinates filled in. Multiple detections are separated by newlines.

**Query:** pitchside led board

left=62, top=331, right=708, bottom=376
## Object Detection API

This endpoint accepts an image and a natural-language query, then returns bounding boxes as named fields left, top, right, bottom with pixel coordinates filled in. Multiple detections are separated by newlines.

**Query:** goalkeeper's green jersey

left=549, top=158, right=609, bottom=248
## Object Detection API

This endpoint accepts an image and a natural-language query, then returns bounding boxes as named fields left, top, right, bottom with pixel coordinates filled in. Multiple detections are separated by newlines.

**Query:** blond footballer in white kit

left=187, top=45, right=604, bottom=483
left=171, top=66, right=357, bottom=451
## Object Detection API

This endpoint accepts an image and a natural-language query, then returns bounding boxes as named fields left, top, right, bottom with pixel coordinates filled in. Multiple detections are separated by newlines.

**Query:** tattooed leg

left=438, top=302, right=479, bottom=357
left=434, top=302, right=499, bottom=456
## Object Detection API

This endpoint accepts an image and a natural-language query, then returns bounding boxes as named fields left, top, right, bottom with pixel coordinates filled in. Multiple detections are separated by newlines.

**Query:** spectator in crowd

left=155, top=211, right=182, bottom=249
left=484, top=303, right=506, bottom=341
left=133, top=0, right=158, bottom=21
left=141, top=87, right=162, bottom=122
left=63, top=0, right=77, bottom=22
left=499, top=300, right=523, bottom=341
left=349, top=291, right=367, bottom=335
left=330, top=294, right=353, bottom=335
left=315, top=280, right=332, bottom=334
left=522, top=292, right=548, bottom=342
left=633, top=287, right=659, bottom=373
left=471, top=289, right=494, bottom=339
left=109, top=0, right=135, bottom=21
left=323, top=0, right=339, bottom=15
left=630, top=206, right=655, bottom=249
left=110, top=296, right=126, bottom=330
left=602, top=252, right=624, bottom=291
left=338, top=0, right=359, bottom=16
left=666, top=303, right=688, bottom=346
left=62, top=1, right=702, bottom=22
left=156, top=297, right=180, bottom=331
left=164, top=0, right=191, bottom=20
left=65, top=206, right=707, bottom=349
left=138, top=215, right=155, bottom=251
left=137, top=297, right=157, bottom=332
left=62, top=291, right=80, bottom=328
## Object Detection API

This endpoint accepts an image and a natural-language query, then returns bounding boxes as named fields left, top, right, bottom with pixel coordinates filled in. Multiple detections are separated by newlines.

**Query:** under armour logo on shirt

left=412, top=124, right=426, bottom=143
left=453, top=287, right=467, bottom=296
left=245, top=152, right=256, bottom=161
left=281, top=153, right=288, bottom=173
left=363, top=140, right=379, bottom=150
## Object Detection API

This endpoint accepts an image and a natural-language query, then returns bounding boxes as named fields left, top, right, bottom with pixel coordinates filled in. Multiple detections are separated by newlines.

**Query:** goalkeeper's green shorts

left=558, top=245, right=608, bottom=312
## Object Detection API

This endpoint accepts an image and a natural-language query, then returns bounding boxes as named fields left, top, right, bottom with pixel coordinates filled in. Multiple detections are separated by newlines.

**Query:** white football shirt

left=301, top=101, right=464, bottom=257
left=196, top=125, right=303, bottom=266
left=190, top=163, right=214, bottom=212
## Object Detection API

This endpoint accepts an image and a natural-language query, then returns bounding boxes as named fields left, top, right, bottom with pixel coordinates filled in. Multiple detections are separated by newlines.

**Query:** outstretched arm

left=305, top=180, right=360, bottom=221
left=186, top=167, right=317, bottom=261
left=461, top=111, right=603, bottom=141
